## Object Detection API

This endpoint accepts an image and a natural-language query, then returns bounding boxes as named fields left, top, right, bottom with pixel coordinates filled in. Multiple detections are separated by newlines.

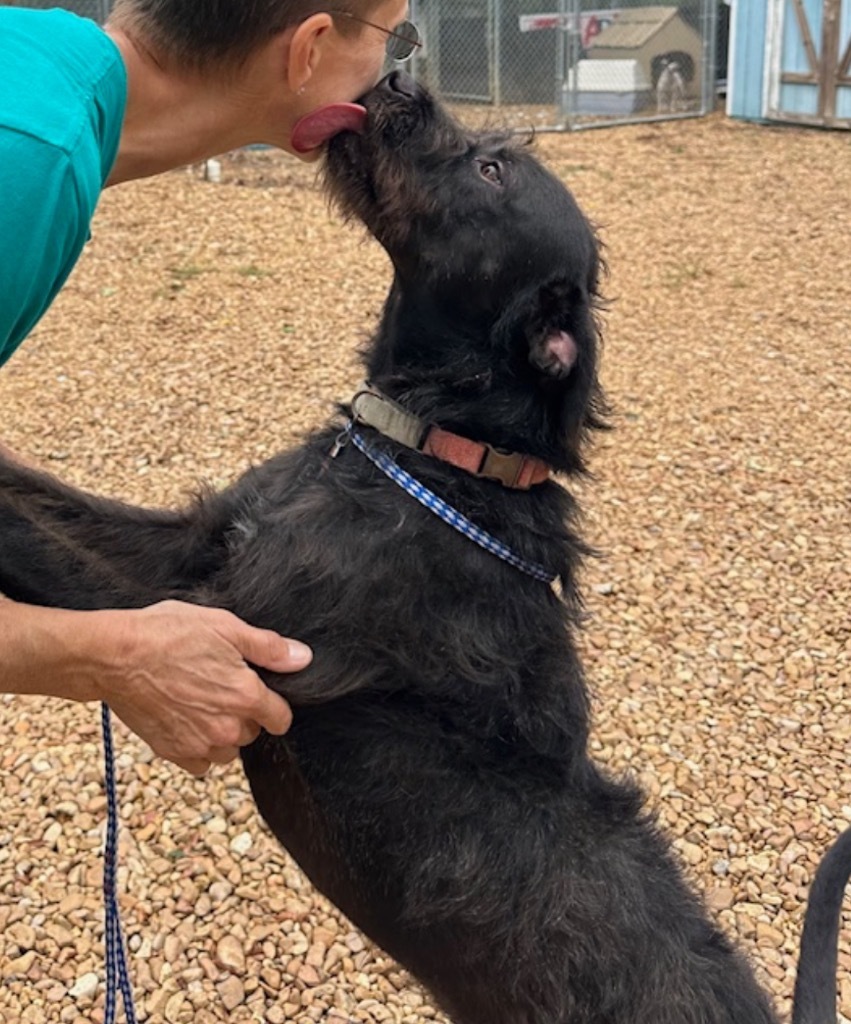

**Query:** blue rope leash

left=347, top=426, right=557, bottom=585
left=101, top=702, right=138, bottom=1024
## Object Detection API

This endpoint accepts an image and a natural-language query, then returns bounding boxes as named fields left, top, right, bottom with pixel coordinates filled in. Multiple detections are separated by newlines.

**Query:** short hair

left=109, top=0, right=382, bottom=69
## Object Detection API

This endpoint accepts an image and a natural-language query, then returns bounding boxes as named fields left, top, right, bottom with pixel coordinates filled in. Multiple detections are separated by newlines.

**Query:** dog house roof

left=589, top=6, right=685, bottom=50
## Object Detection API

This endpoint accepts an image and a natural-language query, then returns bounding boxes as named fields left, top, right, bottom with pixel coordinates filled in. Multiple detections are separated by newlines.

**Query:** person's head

left=108, top=0, right=414, bottom=157
left=108, top=0, right=403, bottom=69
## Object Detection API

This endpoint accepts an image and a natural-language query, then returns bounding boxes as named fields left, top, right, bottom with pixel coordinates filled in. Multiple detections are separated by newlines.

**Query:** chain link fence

left=4, top=0, right=111, bottom=21
left=408, top=0, right=719, bottom=131
left=7, top=0, right=719, bottom=132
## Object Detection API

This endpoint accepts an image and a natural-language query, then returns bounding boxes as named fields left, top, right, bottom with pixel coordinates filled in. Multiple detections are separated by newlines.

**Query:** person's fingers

left=236, top=720, right=263, bottom=747
left=228, top=619, right=313, bottom=674
left=109, top=605, right=302, bottom=769
left=253, top=684, right=293, bottom=737
left=282, top=638, right=313, bottom=670
left=173, top=757, right=212, bottom=777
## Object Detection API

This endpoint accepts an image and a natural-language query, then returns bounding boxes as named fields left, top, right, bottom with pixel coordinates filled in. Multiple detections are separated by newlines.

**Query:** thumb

left=232, top=622, right=313, bottom=673
left=172, top=757, right=212, bottom=777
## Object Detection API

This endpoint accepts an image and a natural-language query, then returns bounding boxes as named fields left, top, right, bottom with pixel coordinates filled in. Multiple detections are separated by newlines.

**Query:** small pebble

left=217, top=976, right=246, bottom=1011
left=69, top=973, right=99, bottom=1000
left=229, top=831, right=252, bottom=855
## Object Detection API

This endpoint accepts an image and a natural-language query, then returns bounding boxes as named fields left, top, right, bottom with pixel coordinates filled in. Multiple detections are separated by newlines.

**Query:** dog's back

left=233, top=75, right=844, bottom=1024
left=232, top=426, right=778, bottom=1023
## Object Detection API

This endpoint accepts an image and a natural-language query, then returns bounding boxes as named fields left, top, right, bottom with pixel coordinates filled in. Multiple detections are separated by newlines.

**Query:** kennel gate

left=8, top=0, right=720, bottom=133
left=409, top=0, right=719, bottom=131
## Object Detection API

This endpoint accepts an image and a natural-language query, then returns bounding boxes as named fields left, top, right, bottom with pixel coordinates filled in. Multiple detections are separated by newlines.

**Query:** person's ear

left=284, top=13, right=334, bottom=93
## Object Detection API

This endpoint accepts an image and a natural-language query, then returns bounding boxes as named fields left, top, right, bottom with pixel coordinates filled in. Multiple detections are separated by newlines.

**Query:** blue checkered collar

left=332, top=420, right=560, bottom=591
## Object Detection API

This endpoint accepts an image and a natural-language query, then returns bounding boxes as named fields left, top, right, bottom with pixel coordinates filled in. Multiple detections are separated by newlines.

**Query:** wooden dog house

left=587, top=5, right=705, bottom=95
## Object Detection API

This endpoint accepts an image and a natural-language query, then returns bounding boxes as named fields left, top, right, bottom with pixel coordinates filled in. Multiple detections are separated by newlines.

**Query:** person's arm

left=0, top=597, right=309, bottom=775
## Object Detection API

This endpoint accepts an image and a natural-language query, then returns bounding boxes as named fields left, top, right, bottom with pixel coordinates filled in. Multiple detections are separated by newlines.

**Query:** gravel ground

left=0, top=112, right=849, bottom=1023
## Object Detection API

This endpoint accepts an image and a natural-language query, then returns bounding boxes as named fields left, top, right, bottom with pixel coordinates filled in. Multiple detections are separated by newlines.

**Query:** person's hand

left=92, top=600, right=308, bottom=775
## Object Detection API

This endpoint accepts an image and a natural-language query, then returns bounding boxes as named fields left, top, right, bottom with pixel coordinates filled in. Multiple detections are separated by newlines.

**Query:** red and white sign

left=519, top=10, right=620, bottom=49
left=519, top=14, right=563, bottom=31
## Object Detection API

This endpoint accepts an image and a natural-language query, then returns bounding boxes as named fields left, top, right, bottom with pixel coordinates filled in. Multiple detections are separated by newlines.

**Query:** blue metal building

left=728, top=0, right=851, bottom=127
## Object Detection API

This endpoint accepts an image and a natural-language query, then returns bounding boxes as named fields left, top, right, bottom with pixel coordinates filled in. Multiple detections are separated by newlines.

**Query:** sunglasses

left=328, top=11, right=422, bottom=62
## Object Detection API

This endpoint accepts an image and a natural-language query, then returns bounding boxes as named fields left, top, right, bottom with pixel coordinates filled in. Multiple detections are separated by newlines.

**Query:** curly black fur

left=0, top=72, right=847, bottom=1024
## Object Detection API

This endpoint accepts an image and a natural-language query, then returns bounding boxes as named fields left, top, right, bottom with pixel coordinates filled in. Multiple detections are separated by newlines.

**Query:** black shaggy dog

left=0, top=73, right=849, bottom=1024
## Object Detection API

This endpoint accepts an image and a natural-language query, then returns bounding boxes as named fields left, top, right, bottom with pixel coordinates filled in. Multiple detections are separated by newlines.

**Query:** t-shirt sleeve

left=0, top=129, right=86, bottom=366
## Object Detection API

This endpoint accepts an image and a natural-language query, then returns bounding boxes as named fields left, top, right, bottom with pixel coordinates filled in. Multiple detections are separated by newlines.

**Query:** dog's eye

left=477, top=160, right=503, bottom=186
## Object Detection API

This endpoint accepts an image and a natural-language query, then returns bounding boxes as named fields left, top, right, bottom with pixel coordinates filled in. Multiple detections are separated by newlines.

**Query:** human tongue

left=291, top=103, right=368, bottom=153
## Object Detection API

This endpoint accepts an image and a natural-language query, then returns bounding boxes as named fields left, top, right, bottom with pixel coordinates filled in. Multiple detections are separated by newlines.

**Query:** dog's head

left=325, top=73, right=606, bottom=472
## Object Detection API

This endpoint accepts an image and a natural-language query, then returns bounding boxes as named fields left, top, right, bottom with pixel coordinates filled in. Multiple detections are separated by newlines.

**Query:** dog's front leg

left=0, top=457, right=225, bottom=609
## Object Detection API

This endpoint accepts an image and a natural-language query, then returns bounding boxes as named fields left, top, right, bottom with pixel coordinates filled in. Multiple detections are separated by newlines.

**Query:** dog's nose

left=381, top=71, right=418, bottom=99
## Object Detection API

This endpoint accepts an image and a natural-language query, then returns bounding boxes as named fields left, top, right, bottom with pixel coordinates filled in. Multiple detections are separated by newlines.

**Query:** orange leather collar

left=350, top=387, right=551, bottom=490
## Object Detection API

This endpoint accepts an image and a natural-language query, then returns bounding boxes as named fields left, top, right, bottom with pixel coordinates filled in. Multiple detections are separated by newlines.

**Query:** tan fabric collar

left=350, top=385, right=551, bottom=490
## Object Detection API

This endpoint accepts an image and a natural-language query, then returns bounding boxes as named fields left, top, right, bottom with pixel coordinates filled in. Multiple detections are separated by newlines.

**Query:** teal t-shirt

left=0, top=7, right=127, bottom=366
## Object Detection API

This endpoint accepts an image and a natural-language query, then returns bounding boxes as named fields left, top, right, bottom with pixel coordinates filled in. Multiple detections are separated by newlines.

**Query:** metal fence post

left=555, top=0, right=568, bottom=127
left=492, top=0, right=503, bottom=108
left=700, top=0, right=720, bottom=115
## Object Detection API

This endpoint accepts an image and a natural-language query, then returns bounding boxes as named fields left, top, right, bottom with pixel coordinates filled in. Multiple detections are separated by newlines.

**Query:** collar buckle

left=478, top=446, right=528, bottom=489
